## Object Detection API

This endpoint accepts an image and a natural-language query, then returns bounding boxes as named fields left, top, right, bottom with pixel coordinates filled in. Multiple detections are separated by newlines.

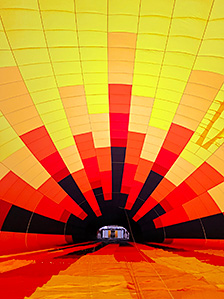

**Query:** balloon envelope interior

left=0, top=0, right=224, bottom=255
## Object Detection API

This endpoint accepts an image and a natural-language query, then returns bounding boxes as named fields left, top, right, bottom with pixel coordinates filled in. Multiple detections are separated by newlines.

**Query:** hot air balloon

left=0, top=0, right=224, bottom=298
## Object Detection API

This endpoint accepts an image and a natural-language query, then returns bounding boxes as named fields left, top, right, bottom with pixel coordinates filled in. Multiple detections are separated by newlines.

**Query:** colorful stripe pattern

left=0, top=0, right=224, bottom=254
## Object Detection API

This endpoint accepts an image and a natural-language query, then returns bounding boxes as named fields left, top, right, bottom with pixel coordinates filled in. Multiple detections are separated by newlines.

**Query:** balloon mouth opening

left=97, top=225, right=130, bottom=241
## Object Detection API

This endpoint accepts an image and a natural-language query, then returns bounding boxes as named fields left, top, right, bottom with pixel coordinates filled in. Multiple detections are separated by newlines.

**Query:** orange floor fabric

left=0, top=242, right=224, bottom=299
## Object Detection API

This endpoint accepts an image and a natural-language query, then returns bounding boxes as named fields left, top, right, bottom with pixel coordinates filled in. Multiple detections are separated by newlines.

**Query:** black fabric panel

left=111, top=147, right=126, bottom=162
left=93, top=187, right=105, bottom=212
left=129, top=171, right=163, bottom=217
left=1, top=206, right=32, bottom=233
left=137, top=203, right=166, bottom=226
left=164, top=219, right=205, bottom=239
left=129, top=198, right=144, bottom=218
left=111, top=147, right=126, bottom=194
left=201, top=213, right=224, bottom=239
left=138, top=171, right=163, bottom=201
left=141, top=221, right=165, bottom=243
left=58, top=174, right=95, bottom=218
left=28, top=214, right=65, bottom=235
left=154, top=204, right=166, bottom=217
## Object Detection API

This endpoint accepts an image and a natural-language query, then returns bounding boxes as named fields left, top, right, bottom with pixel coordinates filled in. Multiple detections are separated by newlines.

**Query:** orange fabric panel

left=72, top=170, right=91, bottom=193
left=38, top=177, right=66, bottom=204
left=95, top=147, right=111, bottom=172
left=134, top=158, right=153, bottom=183
left=152, top=178, right=176, bottom=201
left=0, top=66, right=22, bottom=85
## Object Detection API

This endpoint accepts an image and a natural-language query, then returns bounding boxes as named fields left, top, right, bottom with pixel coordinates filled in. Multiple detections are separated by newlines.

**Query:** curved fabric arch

left=0, top=0, right=224, bottom=255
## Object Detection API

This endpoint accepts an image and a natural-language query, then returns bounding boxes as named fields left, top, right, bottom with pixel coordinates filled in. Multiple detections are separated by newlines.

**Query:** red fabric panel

left=125, top=180, right=143, bottom=210
left=109, top=84, right=132, bottom=148
left=121, top=163, right=138, bottom=194
left=74, top=133, right=102, bottom=189
left=21, top=126, right=70, bottom=182
left=41, top=152, right=70, bottom=182
left=154, top=206, right=189, bottom=228
left=133, top=197, right=158, bottom=222
left=0, top=200, right=12, bottom=230
left=152, top=148, right=178, bottom=176
left=163, top=123, right=193, bottom=155
left=20, top=126, right=56, bottom=160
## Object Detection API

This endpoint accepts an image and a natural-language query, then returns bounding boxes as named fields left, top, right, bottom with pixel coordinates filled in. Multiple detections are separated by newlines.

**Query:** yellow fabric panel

left=13, top=48, right=49, bottom=65
left=174, top=0, right=213, bottom=18
left=208, top=182, right=224, bottom=212
left=0, top=0, right=38, bottom=10
left=85, top=84, right=108, bottom=96
left=56, top=74, right=83, bottom=87
left=84, top=73, right=108, bottom=85
left=90, top=114, right=110, bottom=131
left=87, top=104, right=109, bottom=115
left=85, top=95, right=108, bottom=106
left=79, top=31, right=107, bottom=47
left=76, top=0, right=107, bottom=13
left=0, top=50, right=16, bottom=67
left=129, top=95, right=153, bottom=133
left=108, top=0, right=139, bottom=32
left=137, top=34, right=167, bottom=52
left=77, top=8, right=108, bottom=115
left=80, top=48, right=107, bottom=62
left=53, top=61, right=82, bottom=77
left=194, top=1, right=224, bottom=74
left=109, top=15, right=139, bottom=33
left=140, top=127, right=166, bottom=162
left=179, top=73, right=224, bottom=167
left=0, top=9, right=41, bottom=30
left=170, top=18, right=206, bottom=39
left=60, top=86, right=91, bottom=135
left=42, top=11, right=76, bottom=30
left=134, top=61, right=161, bottom=77
left=140, top=0, right=174, bottom=17
left=30, top=88, right=59, bottom=104
left=92, top=131, right=110, bottom=148
left=0, top=20, right=16, bottom=67
left=45, top=30, right=78, bottom=47
left=77, top=13, right=106, bottom=32
left=194, top=84, right=224, bottom=151
left=149, top=108, right=176, bottom=131
left=142, top=0, right=213, bottom=131
left=0, top=163, right=10, bottom=180
left=109, top=0, right=140, bottom=15
left=207, top=145, right=224, bottom=176
left=165, top=157, right=196, bottom=186
left=0, top=113, right=24, bottom=161
left=82, top=60, right=107, bottom=73
left=48, top=127, right=75, bottom=150
left=135, top=50, right=163, bottom=65
left=59, top=145, right=83, bottom=173
left=39, top=0, right=74, bottom=11
left=139, top=16, right=170, bottom=35
left=0, top=7, right=77, bottom=152
left=2, top=147, right=50, bottom=189
left=20, top=64, right=53, bottom=80
left=7, top=30, right=46, bottom=49
left=49, top=48, right=80, bottom=63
